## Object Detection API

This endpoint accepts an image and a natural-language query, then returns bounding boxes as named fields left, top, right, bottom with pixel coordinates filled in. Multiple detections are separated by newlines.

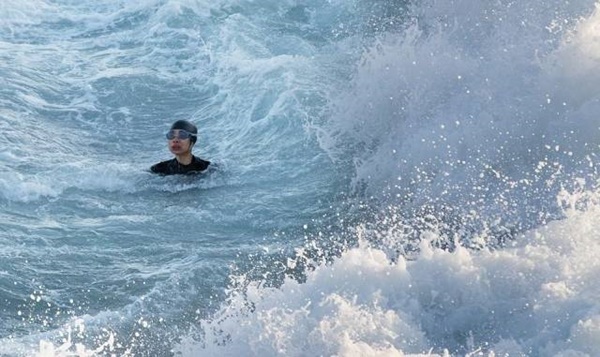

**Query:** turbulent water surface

left=1, top=0, right=600, bottom=356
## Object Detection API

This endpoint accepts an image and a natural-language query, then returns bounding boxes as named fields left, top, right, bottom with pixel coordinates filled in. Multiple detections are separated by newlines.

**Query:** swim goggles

left=166, top=130, right=197, bottom=140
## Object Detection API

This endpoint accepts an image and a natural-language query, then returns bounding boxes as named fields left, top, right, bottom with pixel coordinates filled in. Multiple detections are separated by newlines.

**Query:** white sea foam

left=0, top=162, right=144, bottom=203
left=0, top=171, right=60, bottom=203
left=169, top=186, right=600, bottom=356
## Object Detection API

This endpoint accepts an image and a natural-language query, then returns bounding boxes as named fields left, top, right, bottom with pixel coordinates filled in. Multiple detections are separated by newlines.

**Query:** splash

left=320, top=0, right=600, bottom=241
left=173, top=183, right=600, bottom=356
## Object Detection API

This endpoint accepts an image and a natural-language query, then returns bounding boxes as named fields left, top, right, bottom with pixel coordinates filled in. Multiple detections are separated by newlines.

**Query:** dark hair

left=170, top=120, right=197, bottom=143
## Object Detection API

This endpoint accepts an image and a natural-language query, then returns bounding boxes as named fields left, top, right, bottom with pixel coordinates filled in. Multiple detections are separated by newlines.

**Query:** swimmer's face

left=166, top=129, right=194, bottom=155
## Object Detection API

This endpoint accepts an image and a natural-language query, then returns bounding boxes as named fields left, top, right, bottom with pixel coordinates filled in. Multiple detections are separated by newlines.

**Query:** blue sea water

left=1, top=0, right=600, bottom=356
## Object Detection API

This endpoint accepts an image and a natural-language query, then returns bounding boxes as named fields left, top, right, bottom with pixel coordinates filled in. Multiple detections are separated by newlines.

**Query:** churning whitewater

left=1, top=0, right=600, bottom=356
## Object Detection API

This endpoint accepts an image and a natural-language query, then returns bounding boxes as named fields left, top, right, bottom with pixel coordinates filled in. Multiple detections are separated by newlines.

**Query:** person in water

left=150, top=120, right=211, bottom=175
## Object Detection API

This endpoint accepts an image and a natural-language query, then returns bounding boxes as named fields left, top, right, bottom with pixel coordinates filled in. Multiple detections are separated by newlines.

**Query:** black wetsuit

left=150, top=156, right=211, bottom=175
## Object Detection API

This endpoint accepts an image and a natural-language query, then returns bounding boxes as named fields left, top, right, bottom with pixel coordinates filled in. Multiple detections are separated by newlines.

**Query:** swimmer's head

left=169, top=120, right=198, bottom=144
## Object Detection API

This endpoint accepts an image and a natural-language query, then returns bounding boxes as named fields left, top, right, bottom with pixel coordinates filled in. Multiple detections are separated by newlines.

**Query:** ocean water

left=1, top=0, right=600, bottom=356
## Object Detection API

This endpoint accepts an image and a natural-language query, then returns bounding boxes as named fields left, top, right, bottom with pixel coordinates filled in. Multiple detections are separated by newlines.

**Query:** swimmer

left=150, top=120, right=211, bottom=175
